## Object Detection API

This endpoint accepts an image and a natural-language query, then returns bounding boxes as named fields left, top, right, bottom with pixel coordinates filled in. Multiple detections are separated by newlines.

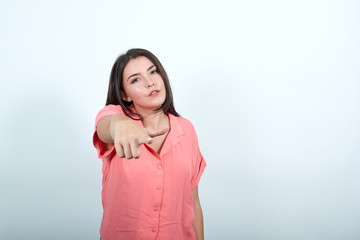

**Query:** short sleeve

left=93, top=104, right=125, bottom=159
left=190, top=126, right=206, bottom=190
left=191, top=148, right=206, bottom=190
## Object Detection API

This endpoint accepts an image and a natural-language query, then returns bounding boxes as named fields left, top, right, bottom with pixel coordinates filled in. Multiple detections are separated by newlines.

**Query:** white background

left=1, top=0, right=359, bottom=239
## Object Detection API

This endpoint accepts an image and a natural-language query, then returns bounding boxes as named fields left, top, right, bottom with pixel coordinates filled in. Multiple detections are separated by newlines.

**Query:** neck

left=137, top=108, right=169, bottom=130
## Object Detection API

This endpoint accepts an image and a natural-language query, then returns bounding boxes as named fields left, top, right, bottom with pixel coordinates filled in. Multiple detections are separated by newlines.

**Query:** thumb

left=142, top=127, right=168, bottom=144
left=147, top=127, right=168, bottom=138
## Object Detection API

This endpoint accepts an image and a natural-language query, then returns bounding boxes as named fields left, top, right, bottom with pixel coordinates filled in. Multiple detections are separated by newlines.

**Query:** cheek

left=127, top=89, right=141, bottom=100
left=158, top=78, right=165, bottom=88
left=123, top=84, right=139, bottom=96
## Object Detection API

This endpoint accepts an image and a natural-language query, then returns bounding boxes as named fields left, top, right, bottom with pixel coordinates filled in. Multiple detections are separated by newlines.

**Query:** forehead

left=123, top=56, right=154, bottom=77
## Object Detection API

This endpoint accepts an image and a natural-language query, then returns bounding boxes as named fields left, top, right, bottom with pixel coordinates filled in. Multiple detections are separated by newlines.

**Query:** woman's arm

left=97, top=114, right=130, bottom=144
left=96, top=114, right=167, bottom=159
left=192, top=186, right=204, bottom=240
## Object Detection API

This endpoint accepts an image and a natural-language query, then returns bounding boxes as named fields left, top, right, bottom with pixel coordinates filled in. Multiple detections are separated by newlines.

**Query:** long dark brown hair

left=106, top=48, right=180, bottom=119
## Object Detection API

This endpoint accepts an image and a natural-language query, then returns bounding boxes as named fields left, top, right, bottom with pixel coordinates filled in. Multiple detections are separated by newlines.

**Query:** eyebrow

left=127, top=65, right=156, bottom=82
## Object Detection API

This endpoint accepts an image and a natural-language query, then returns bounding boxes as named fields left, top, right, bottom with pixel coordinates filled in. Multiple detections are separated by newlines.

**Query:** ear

left=120, top=90, right=132, bottom=102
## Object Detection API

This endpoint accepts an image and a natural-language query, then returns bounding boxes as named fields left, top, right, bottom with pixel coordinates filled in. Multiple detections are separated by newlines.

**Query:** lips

left=148, top=90, right=160, bottom=96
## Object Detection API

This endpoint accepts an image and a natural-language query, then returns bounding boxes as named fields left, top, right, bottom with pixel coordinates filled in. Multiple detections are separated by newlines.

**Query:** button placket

left=152, top=158, right=164, bottom=234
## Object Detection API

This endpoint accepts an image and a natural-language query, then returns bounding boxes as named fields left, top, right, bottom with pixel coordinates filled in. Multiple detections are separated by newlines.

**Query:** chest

left=108, top=138, right=194, bottom=185
left=147, top=132, right=168, bottom=154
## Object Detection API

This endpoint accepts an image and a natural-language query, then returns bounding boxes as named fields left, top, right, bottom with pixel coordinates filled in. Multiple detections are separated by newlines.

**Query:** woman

left=93, top=48, right=206, bottom=240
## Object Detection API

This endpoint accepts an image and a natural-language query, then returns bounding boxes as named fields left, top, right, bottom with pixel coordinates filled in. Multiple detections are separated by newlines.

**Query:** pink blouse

left=93, top=105, right=206, bottom=240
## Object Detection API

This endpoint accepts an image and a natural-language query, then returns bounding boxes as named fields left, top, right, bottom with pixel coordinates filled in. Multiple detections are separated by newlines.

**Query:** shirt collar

left=160, top=114, right=184, bottom=157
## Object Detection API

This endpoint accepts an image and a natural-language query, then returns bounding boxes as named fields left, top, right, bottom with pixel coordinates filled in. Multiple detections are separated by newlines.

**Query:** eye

left=131, top=78, right=140, bottom=84
left=150, top=69, right=158, bottom=74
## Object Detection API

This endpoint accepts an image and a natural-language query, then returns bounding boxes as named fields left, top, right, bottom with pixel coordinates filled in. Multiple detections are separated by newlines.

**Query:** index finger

left=139, top=136, right=153, bottom=145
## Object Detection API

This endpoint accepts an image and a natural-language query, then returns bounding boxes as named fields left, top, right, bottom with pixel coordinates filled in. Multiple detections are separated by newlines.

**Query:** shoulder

left=173, top=115, right=195, bottom=128
left=95, top=104, right=126, bottom=126
left=170, top=114, right=198, bottom=138
left=97, top=104, right=125, bottom=115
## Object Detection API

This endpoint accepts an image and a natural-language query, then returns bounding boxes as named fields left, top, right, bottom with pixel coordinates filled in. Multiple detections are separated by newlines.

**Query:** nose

left=145, top=76, right=155, bottom=87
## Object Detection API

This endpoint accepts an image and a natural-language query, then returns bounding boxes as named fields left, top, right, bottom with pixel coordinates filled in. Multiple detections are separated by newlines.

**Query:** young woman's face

left=122, top=56, right=166, bottom=113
